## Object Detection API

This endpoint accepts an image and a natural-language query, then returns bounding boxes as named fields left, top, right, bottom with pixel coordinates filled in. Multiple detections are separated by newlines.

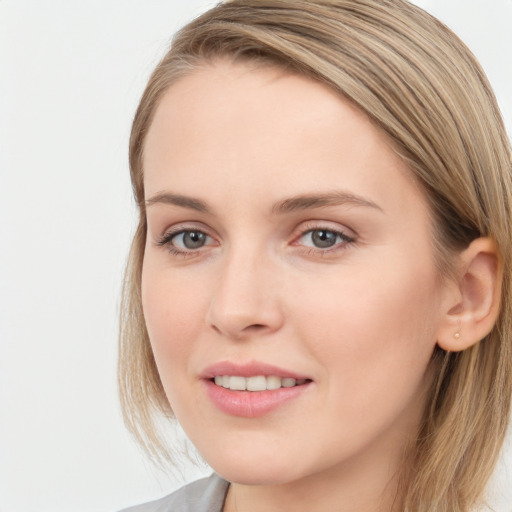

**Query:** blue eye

left=157, top=229, right=213, bottom=253
left=172, top=230, right=208, bottom=249
left=299, top=229, right=353, bottom=249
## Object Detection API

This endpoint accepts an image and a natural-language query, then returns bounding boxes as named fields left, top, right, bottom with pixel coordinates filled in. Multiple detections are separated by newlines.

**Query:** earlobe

left=437, top=237, right=502, bottom=352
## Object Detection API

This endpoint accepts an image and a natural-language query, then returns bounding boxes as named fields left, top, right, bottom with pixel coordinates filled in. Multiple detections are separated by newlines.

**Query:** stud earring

left=454, top=332, right=461, bottom=339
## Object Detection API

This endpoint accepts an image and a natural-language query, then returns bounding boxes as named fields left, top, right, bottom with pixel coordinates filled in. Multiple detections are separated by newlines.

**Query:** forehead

left=143, top=60, right=427, bottom=220
left=146, top=59, right=377, bottom=144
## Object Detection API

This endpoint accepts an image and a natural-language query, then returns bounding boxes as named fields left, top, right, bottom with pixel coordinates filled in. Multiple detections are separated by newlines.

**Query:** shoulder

left=118, top=473, right=229, bottom=512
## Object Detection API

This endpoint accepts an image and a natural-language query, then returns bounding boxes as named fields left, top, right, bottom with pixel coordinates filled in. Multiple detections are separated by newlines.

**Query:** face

left=141, top=61, right=449, bottom=486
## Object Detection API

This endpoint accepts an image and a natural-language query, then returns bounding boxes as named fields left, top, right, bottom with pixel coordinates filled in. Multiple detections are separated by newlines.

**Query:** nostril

left=246, top=324, right=266, bottom=330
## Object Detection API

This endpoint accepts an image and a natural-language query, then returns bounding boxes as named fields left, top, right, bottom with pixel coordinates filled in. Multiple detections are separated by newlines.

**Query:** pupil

left=183, top=231, right=206, bottom=249
left=312, top=230, right=337, bottom=248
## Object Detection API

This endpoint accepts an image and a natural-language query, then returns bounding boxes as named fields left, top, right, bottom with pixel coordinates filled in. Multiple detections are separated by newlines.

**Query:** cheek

left=141, top=263, right=209, bottom=378
left=290, top=258, right=441, bottom=406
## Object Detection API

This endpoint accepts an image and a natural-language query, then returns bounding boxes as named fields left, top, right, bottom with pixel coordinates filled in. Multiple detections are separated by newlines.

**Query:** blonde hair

left=119, top=1, right=512, bottom=510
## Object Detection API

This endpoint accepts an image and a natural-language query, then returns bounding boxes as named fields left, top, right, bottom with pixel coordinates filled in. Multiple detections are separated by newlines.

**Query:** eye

left=157, top=228, right=215, bottom=255
left=297, top=228, right=354, bottom=250
left=172, top=230, right=209, bottom=250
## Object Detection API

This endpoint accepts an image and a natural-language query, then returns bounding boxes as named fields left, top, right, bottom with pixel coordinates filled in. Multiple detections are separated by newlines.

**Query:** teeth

left=266, top=375, right=281, bottom=390
left=213, top=375, right=307, bottom=391
left=282, top=378, right=296, bottom=388
left=247, top=376, right=267, bottom=391
left=229, top=376, right=246, bottom=391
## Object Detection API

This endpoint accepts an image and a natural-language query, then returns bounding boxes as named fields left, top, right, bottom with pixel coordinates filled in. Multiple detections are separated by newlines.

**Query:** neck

left=222, top=431, right=414, bottom=512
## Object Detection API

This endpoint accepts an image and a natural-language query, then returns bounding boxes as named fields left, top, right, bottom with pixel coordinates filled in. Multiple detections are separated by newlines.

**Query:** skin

left=141, top=60, right=457, bottom=512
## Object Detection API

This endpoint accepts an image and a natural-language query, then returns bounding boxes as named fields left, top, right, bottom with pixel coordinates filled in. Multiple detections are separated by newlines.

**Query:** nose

left=206, top=248, right=284, bottom=341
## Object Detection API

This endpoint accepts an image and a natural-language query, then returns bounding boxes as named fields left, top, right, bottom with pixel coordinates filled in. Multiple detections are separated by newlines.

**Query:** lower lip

left=204, top=379, right=310, bottom=418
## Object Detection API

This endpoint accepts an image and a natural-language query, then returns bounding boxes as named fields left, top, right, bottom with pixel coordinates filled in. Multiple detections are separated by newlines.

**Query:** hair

left=119, top=1, right=512, bottom=510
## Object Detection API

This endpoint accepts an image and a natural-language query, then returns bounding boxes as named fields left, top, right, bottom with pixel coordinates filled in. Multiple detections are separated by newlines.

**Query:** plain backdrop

left=1, top=1, right=511, bottom=511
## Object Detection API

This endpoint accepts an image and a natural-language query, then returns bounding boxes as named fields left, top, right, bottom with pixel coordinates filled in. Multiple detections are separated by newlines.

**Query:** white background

left=1, top=1, right=511, bottom=511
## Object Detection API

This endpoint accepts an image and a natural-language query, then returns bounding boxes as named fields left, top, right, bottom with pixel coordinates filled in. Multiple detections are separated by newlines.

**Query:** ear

left=437, top=237, right=502, bottom=352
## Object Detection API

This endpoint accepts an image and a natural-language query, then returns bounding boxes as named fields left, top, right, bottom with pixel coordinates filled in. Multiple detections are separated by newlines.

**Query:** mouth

left=201, top=362, right=313, bottom=418
left=212, top=375, right=310, bottom=391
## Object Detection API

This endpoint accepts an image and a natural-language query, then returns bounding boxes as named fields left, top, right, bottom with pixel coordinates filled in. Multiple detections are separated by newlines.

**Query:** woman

left=119, top=1, right=512, bottom=510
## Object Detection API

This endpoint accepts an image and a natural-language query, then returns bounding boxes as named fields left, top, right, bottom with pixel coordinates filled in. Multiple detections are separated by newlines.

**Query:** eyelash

left=294, top=226, right=355, bottom=255
left=156, top=228, right=215, bottom=258
left=156, top=225, right=356, bottom=258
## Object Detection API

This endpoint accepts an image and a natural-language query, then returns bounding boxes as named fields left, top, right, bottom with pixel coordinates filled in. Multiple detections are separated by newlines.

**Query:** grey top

left=119, top=474, right=229, bottom=512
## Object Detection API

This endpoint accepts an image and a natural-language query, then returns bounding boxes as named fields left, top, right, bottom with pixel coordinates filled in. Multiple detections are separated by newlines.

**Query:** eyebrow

left=144, top=190, right=382, bottom=214
left=144, top=192, right=210, bottom=213
left=272, top=191, right=383, bottom=214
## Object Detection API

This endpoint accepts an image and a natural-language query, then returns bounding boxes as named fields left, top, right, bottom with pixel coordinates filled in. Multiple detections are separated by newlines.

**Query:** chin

left=215, top=464, right=302, bottom=486
left=202, top=448, right=313, bottom=486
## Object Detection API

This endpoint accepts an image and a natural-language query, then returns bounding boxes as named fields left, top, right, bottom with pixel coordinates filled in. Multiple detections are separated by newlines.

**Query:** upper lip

left=200, top=360, right=311, bottom=380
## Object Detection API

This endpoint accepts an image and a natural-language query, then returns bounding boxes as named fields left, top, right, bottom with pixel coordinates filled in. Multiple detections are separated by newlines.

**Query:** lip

left=200, top=360, right=311, bottom=380
left=200, top=361, right=313, bottom=418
